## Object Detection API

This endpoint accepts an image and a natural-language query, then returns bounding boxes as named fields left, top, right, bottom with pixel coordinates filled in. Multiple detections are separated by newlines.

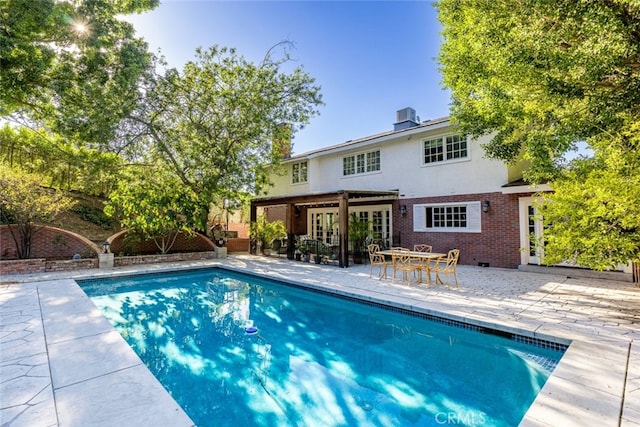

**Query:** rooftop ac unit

left=396, top=107, right=417, bottom=123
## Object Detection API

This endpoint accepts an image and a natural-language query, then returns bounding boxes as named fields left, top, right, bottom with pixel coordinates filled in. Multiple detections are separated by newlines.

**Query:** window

left=343, top=150, right=381, bottom=176
left=423, top=134, right=467, bottom=164
left=413, top=202, right=481, bottom=233
left=291, top=161, right=307, bottom=184
left=427, top=205, right=467, bottom=228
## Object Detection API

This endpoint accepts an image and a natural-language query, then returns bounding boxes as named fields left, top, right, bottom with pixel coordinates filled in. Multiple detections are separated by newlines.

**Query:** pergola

left=250, top=189, right=399, bottom=268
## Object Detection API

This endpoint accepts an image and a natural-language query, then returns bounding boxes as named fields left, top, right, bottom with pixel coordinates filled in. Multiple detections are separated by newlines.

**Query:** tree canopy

left=105, top=165, right=208, bottom=254
left=437, top=0, right=640, bottom=268
left=0, top=168, right=74, bottom=258
left=1, top=0, right=158, bottom=145
left=125, top=44, right=323, bottom=203
left=438, top=0, right=640, bottom=180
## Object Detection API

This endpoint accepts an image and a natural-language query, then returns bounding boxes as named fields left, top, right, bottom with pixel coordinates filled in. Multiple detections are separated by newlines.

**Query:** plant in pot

left=296, top=236, right=312, bottom=262
left=349, top=213, right=370, bottom=264
left=249, top=215, right=287, bottom=255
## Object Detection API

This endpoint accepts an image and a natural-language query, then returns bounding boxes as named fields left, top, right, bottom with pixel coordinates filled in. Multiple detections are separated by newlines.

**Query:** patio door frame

left=519, top=196, right=544, bottom=265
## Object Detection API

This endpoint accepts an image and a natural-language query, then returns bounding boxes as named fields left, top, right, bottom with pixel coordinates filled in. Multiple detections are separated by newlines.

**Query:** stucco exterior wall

left=269, top=125, right=514, bottom=199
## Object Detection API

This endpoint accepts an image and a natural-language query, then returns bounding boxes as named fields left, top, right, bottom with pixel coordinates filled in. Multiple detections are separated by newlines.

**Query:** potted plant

left=296, top=236, right=312, bottom=262
left=349, top=213, right=370, bottom=264
left=249, top=215, right=287, bottom=255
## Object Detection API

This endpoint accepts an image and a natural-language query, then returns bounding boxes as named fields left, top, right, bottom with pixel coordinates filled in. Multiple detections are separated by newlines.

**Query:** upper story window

left=343, top=150, right=380, bottom=176
left=291, top=161, right=308, bottom=184
left=423, top=134, right=468, bottom=164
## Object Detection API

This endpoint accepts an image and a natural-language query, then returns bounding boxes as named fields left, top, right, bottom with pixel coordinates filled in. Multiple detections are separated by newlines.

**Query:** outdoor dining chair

left=368, top=244, right=388, bottom=279
left=413, top=244, right=432, bottom=253
left=433, top=249, right=460, bottom=288
left=391, top=249, right=421, bottom=284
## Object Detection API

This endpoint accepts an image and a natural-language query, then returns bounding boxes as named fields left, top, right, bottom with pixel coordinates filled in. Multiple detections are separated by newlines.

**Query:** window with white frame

left=423, top=134, right=468, bottom=164
left=343, top=150, right=380, bottom=176
left=291, top=161, right=308, bottom=184
left=413, top=202, right=481, bottom=233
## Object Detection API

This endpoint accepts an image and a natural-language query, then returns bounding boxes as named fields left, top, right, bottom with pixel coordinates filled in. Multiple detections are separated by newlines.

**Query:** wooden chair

left=413, top=244, right=432, bottom=253
left=433, top=249, right=460, bottom=288
left=368, top=244, right=388, bottom=279
left=391, top=250, right=421, bottom=284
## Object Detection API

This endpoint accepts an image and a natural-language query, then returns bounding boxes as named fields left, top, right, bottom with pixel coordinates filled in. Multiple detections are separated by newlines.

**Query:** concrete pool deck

left=1, top=254, right=639, bottom=426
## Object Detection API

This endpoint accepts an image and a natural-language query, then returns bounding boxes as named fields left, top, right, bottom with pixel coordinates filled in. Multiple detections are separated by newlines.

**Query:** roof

left=286, top=116, right=451, bottom=161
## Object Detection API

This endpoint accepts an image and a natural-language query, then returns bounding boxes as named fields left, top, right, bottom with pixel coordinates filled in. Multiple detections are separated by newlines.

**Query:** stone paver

left=1, top=255, right=639, bottom=426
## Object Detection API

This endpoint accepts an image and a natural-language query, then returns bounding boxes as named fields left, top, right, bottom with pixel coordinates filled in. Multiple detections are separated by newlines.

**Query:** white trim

left=519, top=196, right=543, bottom=265
left=502, top=183, right=552, bottom=194
left=413, top=201, right=481, bottom=233
left=420, top=134, right=470, bottom=167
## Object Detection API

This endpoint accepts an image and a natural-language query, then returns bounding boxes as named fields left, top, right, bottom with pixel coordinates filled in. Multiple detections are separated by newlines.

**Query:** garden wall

left=114, top=251, right=216, bottom=267
left=108, top=230, right=216, bottom=255
left=0, top=258, right=99, bottom=275
left=1, top=225, right=99, bottom=260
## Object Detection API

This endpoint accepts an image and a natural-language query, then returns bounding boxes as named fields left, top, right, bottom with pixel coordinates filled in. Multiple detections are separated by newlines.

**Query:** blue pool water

left=80, top=268, right=565, bottom=427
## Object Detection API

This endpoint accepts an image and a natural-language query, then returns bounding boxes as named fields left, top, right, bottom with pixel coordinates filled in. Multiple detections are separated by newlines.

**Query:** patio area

left=1, top=254, right=639, bottom=426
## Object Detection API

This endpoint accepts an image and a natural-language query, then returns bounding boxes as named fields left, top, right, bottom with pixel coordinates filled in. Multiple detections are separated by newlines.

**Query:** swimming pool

left=80, top=268, right=566, bottom=426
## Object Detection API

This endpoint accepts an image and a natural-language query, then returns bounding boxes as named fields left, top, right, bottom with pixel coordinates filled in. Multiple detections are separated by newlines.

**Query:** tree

left=126, top=45, right=323, bottom=204
left=104, top=166, right=209, bottom=254
left=0, top=168, right=74, bottom=259
left=538, top=120, right=640, bottom=269
left=1, top=0, right=158, bottom=146
left=0, top=125, right=122, bottom=196
left=437, top=0, right=640, bottom=268
left=438, top=0, right=640, bottom=179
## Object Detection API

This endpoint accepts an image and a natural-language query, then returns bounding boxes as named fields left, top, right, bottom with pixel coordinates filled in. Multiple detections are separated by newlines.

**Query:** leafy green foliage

left=540, top=117, right=640, bottom=268
left=438, top=0, right=640, bottom=181
left=438, top=0, right=640, bottom=267
left=71, top=205, right=113, bottom=229
left=127, top=45, right=323, bottom=203
left=0, top=125, right=122, bottom=196
left=1, top=0, right=158, bottom=146
left=249, top=215, right=287, bottom=250
left=348, top=213, right=370, bottom=254
left=0, top=168, right=75, bottom=258
left=105, top=166, right=208, bottom=254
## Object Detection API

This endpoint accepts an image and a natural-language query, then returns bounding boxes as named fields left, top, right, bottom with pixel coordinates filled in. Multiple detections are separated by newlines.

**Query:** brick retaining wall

left=114, top=251, right=216, bottom=267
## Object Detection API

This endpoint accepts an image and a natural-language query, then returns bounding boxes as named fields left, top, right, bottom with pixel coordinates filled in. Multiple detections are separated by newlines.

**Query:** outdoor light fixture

left=399, top=205, right=407, bottom=216
left=102, top=240, right=110, bottom=254
left=482, top=200, right=491, bottom=213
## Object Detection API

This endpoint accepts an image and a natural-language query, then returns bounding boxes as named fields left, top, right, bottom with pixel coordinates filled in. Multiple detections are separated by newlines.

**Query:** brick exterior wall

left=1, top=225, right=99, bottom=260
left=227, top=238, right=249, bottom=252
left=394, top=192, right=527, bottom=268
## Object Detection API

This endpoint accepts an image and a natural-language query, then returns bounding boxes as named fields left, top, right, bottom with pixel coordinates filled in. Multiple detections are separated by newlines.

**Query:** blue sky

left=124, top=1, right=450, bottom=155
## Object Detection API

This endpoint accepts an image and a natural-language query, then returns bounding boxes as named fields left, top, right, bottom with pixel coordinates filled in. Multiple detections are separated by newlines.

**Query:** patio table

left=377, top=249, right=445, bottom=284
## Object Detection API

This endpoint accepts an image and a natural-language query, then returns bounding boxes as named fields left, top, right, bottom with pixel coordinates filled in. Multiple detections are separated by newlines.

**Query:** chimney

left=393, top=107, right=419, bottom=131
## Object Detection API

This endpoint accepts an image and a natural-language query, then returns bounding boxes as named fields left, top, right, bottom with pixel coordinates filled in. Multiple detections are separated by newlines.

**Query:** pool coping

left=1, top=258, right=636, bottom=426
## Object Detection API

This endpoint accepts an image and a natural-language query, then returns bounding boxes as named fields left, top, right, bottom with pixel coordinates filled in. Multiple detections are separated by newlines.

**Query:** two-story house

left=251, top=107, right=550, bottom=269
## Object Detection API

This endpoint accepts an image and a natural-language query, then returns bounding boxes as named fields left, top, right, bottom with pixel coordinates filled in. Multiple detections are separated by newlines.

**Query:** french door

left=519, top=197, right=544, bottom=265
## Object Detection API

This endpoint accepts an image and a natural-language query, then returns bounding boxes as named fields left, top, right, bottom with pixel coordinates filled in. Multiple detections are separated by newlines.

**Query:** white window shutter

left=413, top=205, right=427, bottom=231
left=467, top=201, right=481, bottom=233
